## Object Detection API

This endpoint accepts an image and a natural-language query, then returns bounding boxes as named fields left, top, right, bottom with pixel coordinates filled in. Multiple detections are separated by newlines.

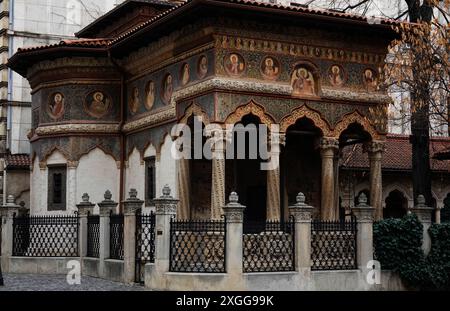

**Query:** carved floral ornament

left=179, top=103, right=211, bottom=125
left=224, top=101, right=275, bottom=127
left=279, top=105, right=331, bottom=135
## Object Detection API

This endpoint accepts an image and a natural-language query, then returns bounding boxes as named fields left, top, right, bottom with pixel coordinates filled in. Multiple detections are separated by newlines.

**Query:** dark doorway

left=384, top=190, right=408, bottom=219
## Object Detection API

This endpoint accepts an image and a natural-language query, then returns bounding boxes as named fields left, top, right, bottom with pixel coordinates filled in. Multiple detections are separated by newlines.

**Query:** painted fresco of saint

left=48, top=92, right=64, bottom=119
left=363, top=68, right=378, bottom=91
left=162, top=74, right=173, bottom=104
left=225, top=53, right=245, bottom=76
left=261, top=56, right=280, bottom=80
left=291, top=67, right=316, bottom=96
left=85, top=91, right=111, bottom=118
left=329, top=65, right=344, bottom=87
left=129, top=87, right=140, bottom=114
left=145, top=81, right=155, bottom=111
left=198, top=55, right=208, bottom=79
left=181, top=63, right=190, bottom=86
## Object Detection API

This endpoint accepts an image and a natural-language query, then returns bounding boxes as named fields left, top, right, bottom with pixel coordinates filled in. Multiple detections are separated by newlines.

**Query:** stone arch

left=382, top=183, right=413, bottom=209
left=42, top=146, right=70, bottom=165
left=179, top=103, right=210, bottom=125
left=279, top=105, right=331, bottom=135
left=333, top=110, right=380, bottom=140
left=77, top=144, right=119, bottom=164
left=224, top=101, right=275, bottom=127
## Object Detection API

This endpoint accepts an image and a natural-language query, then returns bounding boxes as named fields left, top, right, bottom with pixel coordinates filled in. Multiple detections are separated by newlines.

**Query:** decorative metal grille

left=311, top=218, right=357, bottom=270
left=87, top=214, right=100, bottom=258
left=170, top=219, right=226, bottom=273
left=109, top=214, right=124, bottom=260
left=135, top=212, right=156, bottom=283
left=12, top=214, right=79, bottom=257
left=243, top=218, right=295, bottom=273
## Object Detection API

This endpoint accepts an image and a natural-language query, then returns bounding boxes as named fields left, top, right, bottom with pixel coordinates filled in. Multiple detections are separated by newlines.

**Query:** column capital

left=289, top=193, right=314, bottom=223
left=223, top=192, right=246, bottom=223
left=154, top=185, right=179, bottom=216
left=76, top=193, right=95, bottom=217
left=122, top=189, right=144, bottom=216
left=97, top=190, right=119, bottom=216
left=1, top=195, right=21, bottom=218
left=317, top=137, right=339, bottom=154
left=409, top=195, right=433, bottom=223
left=364, top=140, right=386, bottom=154
left=351, top=193, right=375, bottom=223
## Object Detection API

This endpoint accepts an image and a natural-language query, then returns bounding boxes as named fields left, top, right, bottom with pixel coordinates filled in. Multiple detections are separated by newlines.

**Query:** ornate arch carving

left=279, top=105, right=331, bottom=135
left=332, top=110, right=380, bottom=140
left=224, top=101, right=275, bottom=127
left=382, top=183, right=414, bottom=209
left=179, top=102, right=210, bottom=125
left=42, top=146, right=70, bottom=163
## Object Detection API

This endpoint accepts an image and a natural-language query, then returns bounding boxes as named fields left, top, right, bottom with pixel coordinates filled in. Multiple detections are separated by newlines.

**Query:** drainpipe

left=108, top=50, right=126, bottom=213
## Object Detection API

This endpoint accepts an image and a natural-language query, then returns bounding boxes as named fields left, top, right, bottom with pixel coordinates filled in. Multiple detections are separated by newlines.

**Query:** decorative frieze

left=35, top=123, right=121, bottom=136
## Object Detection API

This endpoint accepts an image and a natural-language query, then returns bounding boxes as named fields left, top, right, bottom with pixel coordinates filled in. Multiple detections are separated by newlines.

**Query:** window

left=48, top=165, right=67, bottom=211
left=145, top=157, right=156, bottom=206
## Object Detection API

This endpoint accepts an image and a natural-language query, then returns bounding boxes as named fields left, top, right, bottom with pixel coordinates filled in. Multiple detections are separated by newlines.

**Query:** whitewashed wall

left=159, top=134, right=177, bottom=198
left=125, top=148, right=145, bottom=204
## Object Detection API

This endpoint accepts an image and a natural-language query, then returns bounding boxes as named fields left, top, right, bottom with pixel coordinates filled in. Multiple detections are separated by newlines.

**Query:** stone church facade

left=7, top=0, right=450, bottom=222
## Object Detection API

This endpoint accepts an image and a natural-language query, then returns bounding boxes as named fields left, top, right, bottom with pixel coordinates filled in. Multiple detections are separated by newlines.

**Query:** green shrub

left=374, top=214, right=450, bottom=290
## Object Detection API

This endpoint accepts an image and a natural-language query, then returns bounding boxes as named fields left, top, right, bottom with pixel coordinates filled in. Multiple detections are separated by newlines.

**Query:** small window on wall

left=48, top=165, right=67, bottom=211
left=145, top=157, right=156, bottom=206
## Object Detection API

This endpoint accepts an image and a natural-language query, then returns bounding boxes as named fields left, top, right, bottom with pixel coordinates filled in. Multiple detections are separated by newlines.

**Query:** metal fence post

left=76, top=193, right=95, bottom=260
left=222, top=192, right=245, bottom=277
left=351, top=193, right=375, bottom=273
left=154, top=185, right=178, bottom=274
left=409, top=195, right=434, bottom=255
left=289, top=193, right=313, bottom=273
left=122, top=189, right=143, bottom=284
left=97, top=190, right=118, bottom=277
left=1, top=195, right=21, bottom=273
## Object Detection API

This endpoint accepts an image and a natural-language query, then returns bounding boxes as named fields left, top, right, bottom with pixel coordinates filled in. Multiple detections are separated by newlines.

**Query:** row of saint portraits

left=224, top=53, right=379, bottom=96
left=46, top=53, right=378, bottom=119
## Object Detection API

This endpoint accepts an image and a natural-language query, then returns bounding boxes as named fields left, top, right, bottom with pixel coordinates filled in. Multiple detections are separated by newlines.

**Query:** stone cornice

left=122, top=106, right=176, bottom=133
left=35, top=123, right=121, bottom=136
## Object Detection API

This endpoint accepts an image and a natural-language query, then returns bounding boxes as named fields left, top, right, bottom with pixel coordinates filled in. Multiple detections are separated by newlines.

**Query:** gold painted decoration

left=291, top=67, right=316, bottom=97
left=48, top=92, right=65, bottom=120
left=145, top=81, right=155, bottom=111
left=162, top=74, right=173, bottom=104
left=84, top=91, right=111, bottom=118
left=328, top=64, right=345, bottom=87
left=129, top=87, right=140, bottom=114
left=180, top=63, right=190, bottom=86
left=224, top=53, right=245, bottom=76
left=261, top=56, right=280, bottom=80
left=197, top=55, right=208, bottom=79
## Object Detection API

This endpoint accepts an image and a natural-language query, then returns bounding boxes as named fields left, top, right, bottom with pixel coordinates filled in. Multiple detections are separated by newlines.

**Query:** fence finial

left=129, top=188, right=138, bottom=199
left=357, top=192, right=368, bottom=206
left=229, top=192, right=239, bottom=203
left=104, top=190, right=113, bottom=201
left=162, top=185, right=171, bottom=197
left=296, top=192, right=306, bottom=205
left=82, top=193, right=90, bottom=203
left=417, top=194, right=426, bottom=206
left=6, top=194, right=15, bottom=205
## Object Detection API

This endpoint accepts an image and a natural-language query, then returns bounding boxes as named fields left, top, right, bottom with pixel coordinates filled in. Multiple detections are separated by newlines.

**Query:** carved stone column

left=67, top=161, right=78, bottom=212
left=365, top=141, right=385, bottom=221
left=351, top=193, right=375, bottom=272
left=97, top=190, right=118, bottom=278
left=289, top=193, right=314, bottom=272
left=211, top=136, right=226, bottom=220
left=409, top=195, right=433, bottom=254
left=122, top=189, right=144, bottom=283
left=1, top=195, right=21, bottom=272
left=177, top=157, right=190, bottom=220
left=223, top=192, right=245, bottom=277
left=319, top=137, right=339, bottom=220
left=266, top=134, right=282, bottom=221
left=76, top=193, right=95, bottom=259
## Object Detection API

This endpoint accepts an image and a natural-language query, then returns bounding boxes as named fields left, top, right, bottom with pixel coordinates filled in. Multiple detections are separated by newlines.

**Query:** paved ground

left=0, top=273, right=146, bottom=291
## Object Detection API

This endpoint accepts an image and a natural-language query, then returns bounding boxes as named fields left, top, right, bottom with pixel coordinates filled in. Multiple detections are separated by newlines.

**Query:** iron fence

left=109, top=214, right=124, bottom=260
left=243, top=218, right=295, bottom=273
left=135, top=212, right=156, bottom=283
left=311, top=218, right=357, bottom=270
left=170, top=218, right=226, bottom=273
left=87, top=214, right=100, bottom=258
left=12, top=214, right=79, bottom=257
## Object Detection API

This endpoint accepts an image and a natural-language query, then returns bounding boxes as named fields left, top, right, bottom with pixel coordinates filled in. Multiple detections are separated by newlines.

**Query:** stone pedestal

left=122, top=189, right=144, bottom=283
left=289, top=193, right=314, bottom=272
left=351, top=193, right=375, bottom=272
left=223, top=192, right=245, bottom=276
left=1, top=195, right=21, bottom=272
left=97, top=190, right=118, bottom=277
left=319, top=138, right=338, bottom=220
left=366, top=141, right=385, bottom=221
left=76, top=193, right=95, bottom=259
left=154, top=185, right=178, bottom=274
left=409, top=195, right=433, bottom=254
